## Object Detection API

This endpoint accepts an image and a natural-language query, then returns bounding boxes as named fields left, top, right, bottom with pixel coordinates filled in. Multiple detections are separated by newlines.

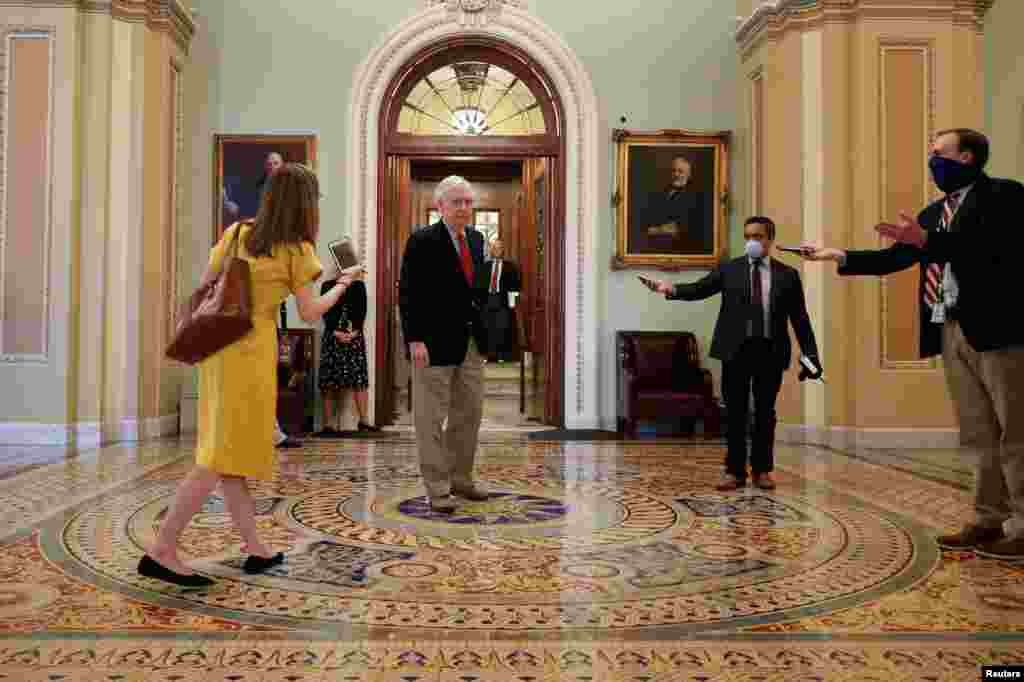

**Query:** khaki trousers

left=943, top=320, right=1024, bottom=537
left=411, top=338, right=485, bottom=499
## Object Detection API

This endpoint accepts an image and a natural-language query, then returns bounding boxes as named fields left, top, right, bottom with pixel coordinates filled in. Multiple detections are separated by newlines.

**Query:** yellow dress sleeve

left=290, top=241, right=323, bottom=294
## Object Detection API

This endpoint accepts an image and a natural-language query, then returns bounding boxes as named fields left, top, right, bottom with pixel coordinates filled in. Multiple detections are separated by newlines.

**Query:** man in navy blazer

left=804, top=128, right=1024, bottom=559
left=399, top=176, right=490, bottom=513
left=644, top=216, right=822, bottom=491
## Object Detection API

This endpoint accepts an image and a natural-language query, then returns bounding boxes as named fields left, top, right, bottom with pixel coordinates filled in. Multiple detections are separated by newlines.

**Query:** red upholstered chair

left=616, top=331, right=721, bottom=437
left=277, top=329, right=313, bottom=436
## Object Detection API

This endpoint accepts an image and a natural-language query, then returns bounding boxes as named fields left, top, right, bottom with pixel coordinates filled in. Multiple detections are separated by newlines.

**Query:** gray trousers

left=943, top=320, right=1024, bottom=538
left=411, top=338, right=485, bottom=499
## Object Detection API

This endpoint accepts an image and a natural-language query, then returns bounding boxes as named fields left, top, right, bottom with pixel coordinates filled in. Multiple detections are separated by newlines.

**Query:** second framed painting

left=213, top=134, right=317, bottom=244
left=612, top=129, right=730, bottom=270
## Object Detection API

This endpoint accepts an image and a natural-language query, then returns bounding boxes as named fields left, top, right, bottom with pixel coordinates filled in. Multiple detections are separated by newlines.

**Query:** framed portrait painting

left=612, top=129, right=730, bottom=270
left=213, top=134, right=317, bottom=244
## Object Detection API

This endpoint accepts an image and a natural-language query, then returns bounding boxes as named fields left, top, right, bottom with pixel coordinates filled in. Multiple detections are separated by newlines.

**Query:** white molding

left=778, top=423, right=960, bottom=450
left=0, top=414, right=178, bottom=445
left=347, top=2, right=600, bottom=427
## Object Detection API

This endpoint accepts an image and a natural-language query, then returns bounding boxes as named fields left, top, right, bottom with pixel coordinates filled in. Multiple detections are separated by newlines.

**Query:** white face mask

left=744, top=239, right=764, bottom=260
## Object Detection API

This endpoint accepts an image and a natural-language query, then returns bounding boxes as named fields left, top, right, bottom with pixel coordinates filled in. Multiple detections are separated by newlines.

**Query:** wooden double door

left=375, top=155, right=562, bottom=426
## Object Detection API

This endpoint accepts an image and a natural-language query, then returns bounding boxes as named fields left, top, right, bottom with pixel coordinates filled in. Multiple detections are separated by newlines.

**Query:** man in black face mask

left=802, top=128, right=1024, bottom=560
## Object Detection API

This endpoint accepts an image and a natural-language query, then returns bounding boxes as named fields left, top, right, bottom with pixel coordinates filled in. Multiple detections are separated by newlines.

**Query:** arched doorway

left=374, top=36, right=565, bottom=426
left=345, top=2, right=602, bottom=430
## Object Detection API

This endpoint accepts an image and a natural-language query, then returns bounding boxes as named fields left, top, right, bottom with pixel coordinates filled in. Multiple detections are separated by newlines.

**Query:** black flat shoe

left=357, top=422, right=381, bottom=432
left=242, top=552, right=285, bottom=574
left=138, top=555, right=215, bottom=588
left=312, top=428, right=338, bottom=438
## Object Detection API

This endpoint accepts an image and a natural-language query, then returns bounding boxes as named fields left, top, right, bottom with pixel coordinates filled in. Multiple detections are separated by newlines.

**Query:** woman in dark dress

left=480, top=238, right=522, bottom=362
left=315, top=264, right=373, bottom=435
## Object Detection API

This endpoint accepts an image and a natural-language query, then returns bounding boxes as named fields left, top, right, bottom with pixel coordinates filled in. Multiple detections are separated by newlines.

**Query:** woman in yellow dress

left=139, top=163, right=363, bottom=587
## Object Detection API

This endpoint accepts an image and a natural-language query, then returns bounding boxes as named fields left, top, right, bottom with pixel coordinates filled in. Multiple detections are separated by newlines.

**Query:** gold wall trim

left=747, top=65, right=764, bottom=215
left=736, top=1, right=994, bottom=57
left=878, top=38, right=936, bottom=371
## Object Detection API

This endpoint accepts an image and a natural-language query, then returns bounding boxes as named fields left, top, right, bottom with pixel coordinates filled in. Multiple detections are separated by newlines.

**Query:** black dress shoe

left=275, top=438, right=303, bottom=449
left=357, top=422, right=381, bottom=432
left=428, top=496, right=457, bottom=513
left=242, top=552, right=285, bottom=574
left=138, top=555, right=215, bottom=588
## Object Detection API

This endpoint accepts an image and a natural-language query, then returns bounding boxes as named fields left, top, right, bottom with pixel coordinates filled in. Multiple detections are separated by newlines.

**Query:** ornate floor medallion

left=48, top=450, right=939, bottom=636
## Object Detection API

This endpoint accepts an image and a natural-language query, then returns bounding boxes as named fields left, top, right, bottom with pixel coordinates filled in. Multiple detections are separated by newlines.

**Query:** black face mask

left=929, top=155, right=980, bottom=193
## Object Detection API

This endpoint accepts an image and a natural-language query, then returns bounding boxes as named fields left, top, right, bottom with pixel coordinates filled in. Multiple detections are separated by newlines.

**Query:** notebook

left=328, top=238, right=359, bottom=271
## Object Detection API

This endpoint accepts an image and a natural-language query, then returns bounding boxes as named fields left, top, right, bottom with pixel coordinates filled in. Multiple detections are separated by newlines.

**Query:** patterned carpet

left=0, top=436, right=1021, bottom=681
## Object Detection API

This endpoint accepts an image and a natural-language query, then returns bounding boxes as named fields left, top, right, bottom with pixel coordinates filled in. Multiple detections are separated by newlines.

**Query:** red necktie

left=457, top=233, right=474, bottom=286
left=751, top=258, right=765, bottom=338
left=489, top=260, right=499, bottom=293
left=924, top=193, right=960, bottom=306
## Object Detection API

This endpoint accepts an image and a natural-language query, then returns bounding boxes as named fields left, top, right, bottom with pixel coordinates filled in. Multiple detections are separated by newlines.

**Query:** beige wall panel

left=880, top=47, right=926, bottom=364
left=2, top=36, right=49, bottom=357
left=819, top=20, right=855, bottom=426
left=74, top=11, right=113, bottom=425
left=160, top=58, right=183, bottom=417
left=760, top=30, right=804, bottom=425
left=140, top=27, right=164, bottom=421
left=0, top=6, right=77, bottom=427
left=849, top=21, right=953, bottom=429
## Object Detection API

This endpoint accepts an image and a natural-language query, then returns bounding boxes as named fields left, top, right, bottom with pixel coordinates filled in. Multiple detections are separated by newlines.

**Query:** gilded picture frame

left=212, top=134, right=318, bottom=244
left=612, top=129, right=730, bottom=270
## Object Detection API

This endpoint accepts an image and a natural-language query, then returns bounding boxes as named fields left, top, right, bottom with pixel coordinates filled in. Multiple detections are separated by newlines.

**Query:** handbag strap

left=201, top=222, right=247, bottom=287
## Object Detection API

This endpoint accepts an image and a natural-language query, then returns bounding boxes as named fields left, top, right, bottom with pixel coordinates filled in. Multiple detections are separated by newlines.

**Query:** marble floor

left=0, top=433, right=1021, bottom=681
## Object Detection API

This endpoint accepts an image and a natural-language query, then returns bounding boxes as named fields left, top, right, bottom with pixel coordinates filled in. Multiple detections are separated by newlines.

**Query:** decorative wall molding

left=350, top=0, right=601, bottom=427
left=878, top=38, right=937, bottom=371
left=71, top=0, right=196, bottom=53
left=423, top=0, right=526, bottom=27
left=0, top=27, right=55, bottom=365
left=735, top=1, right=995, bottom=57
left=0, top=414, right=178, bottom=445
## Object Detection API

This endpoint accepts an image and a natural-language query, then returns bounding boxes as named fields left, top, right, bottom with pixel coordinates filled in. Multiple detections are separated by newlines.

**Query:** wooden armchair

left=616, top=331, right=721, bottom=436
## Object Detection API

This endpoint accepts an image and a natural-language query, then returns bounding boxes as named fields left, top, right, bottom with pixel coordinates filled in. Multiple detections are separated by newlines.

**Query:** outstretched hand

left=875, top=211, right=927, bottom=247
left=798, top=356, right=823, bottom=382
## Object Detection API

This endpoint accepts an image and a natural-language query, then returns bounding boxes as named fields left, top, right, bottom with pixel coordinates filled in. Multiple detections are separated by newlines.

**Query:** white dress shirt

left=939, top=184, right=972, bottom=316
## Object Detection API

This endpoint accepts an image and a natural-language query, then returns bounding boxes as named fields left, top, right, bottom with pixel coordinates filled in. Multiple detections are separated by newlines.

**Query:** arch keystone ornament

left=349, top=0, right=601, bottom=427
left=425, top=0, right=526, bottom=27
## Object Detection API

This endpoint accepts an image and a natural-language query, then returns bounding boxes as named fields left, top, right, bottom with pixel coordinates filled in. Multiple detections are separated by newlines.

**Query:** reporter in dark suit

left=399, top=175, right=489, bottom=513
left=804, top=128, right=1024, bottom=559
left=643, top=216, right=822, bottom=491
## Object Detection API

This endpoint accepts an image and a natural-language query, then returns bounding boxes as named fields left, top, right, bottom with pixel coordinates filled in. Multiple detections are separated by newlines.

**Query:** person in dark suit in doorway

left=479, top=237, right=522, bottom=362
left=399, top=175, right=490, bottom=513
left=642, top=216, right=823, bottom=491
left=802, top=128, right=1024, bottom=559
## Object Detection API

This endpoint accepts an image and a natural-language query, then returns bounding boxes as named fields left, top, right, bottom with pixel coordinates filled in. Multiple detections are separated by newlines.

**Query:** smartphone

left=777, top=245, right=810, bottom=255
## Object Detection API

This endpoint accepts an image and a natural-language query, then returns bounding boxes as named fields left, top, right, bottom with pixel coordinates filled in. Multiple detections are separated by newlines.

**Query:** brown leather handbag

left=166, top=225, right=253, bottom=364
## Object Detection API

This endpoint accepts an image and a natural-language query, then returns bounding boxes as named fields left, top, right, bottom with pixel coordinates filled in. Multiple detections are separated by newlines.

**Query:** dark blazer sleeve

left=504, top=260, right=521, bottom=292
left=924, top=178, right=1024, bottom=263
left=787, top=269, right=820, bottom=359
left=321, top=280, right=342, bottom=334
left=399, top=231, right=427, bottom=344
left=666, top=266, right=724, bottom=301
left=348, top=281, right=368, bottom=330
